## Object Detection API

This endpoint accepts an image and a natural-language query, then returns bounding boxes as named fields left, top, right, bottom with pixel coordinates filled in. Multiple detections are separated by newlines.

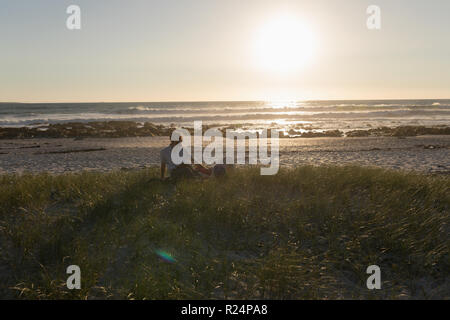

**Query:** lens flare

left=155, top=250, right=176, bottom=263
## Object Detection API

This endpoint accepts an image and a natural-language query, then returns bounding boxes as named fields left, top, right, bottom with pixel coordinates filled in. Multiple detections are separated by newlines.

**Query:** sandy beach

left=3, top=0, right=450, bottom=304
left=1, top=135, right=449, bottom=174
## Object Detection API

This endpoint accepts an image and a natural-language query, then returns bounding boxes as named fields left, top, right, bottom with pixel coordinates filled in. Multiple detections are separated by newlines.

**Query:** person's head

left=169, top=131, right=183, bottom=147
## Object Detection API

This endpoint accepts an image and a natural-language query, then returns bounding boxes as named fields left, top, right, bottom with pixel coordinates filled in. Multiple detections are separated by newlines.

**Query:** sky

left=0, top=0, right=449, bottom=102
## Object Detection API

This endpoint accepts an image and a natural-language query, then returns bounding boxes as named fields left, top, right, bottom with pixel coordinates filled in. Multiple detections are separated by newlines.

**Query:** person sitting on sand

left=160, top=135, right=227, bottom=180
left=161, top=135, right=193, bottom=180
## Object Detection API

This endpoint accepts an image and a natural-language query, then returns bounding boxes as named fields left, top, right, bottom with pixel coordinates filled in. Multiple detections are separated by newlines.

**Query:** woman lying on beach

left=160, top=135, right=227, bottom=181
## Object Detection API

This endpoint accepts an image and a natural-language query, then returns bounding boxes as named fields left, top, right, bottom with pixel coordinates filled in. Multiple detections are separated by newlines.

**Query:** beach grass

left=0, top=166, right=448, bottom=299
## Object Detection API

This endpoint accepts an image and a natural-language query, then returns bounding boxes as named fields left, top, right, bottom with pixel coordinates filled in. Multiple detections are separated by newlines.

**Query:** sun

left=254, top=15, right=316, bottom=74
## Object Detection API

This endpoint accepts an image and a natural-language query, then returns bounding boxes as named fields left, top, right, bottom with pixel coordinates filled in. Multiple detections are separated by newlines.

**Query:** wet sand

left=0, top=135, right=449, bottom=174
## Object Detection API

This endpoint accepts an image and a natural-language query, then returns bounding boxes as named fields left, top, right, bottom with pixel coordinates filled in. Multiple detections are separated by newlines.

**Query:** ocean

left=1, top=99, right=449, bottom=132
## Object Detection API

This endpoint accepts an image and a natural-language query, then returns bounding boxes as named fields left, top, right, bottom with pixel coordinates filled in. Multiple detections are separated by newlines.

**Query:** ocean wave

left=1, top=109, right=450, bottom=127
left=122, top=105, right=450, bottom=116
left=1, top=100, right=450, bottom=131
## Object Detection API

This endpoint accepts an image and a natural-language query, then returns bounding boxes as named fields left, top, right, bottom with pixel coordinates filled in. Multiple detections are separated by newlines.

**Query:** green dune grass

left=0, top=166, right=448, bottom=299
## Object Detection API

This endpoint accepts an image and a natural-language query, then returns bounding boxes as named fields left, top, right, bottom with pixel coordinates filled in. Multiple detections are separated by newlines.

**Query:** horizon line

left=1, top=97, right=450, bottom=104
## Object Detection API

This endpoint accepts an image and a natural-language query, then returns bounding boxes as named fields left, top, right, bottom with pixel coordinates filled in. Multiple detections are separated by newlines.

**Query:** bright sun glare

left=254, top=15, right=316, bottom=74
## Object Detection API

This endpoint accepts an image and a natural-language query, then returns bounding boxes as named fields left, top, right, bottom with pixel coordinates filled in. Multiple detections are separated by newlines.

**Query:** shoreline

left=1, top=135, right=449, bottom=175
left=0, top=121, right=449, bottom=139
